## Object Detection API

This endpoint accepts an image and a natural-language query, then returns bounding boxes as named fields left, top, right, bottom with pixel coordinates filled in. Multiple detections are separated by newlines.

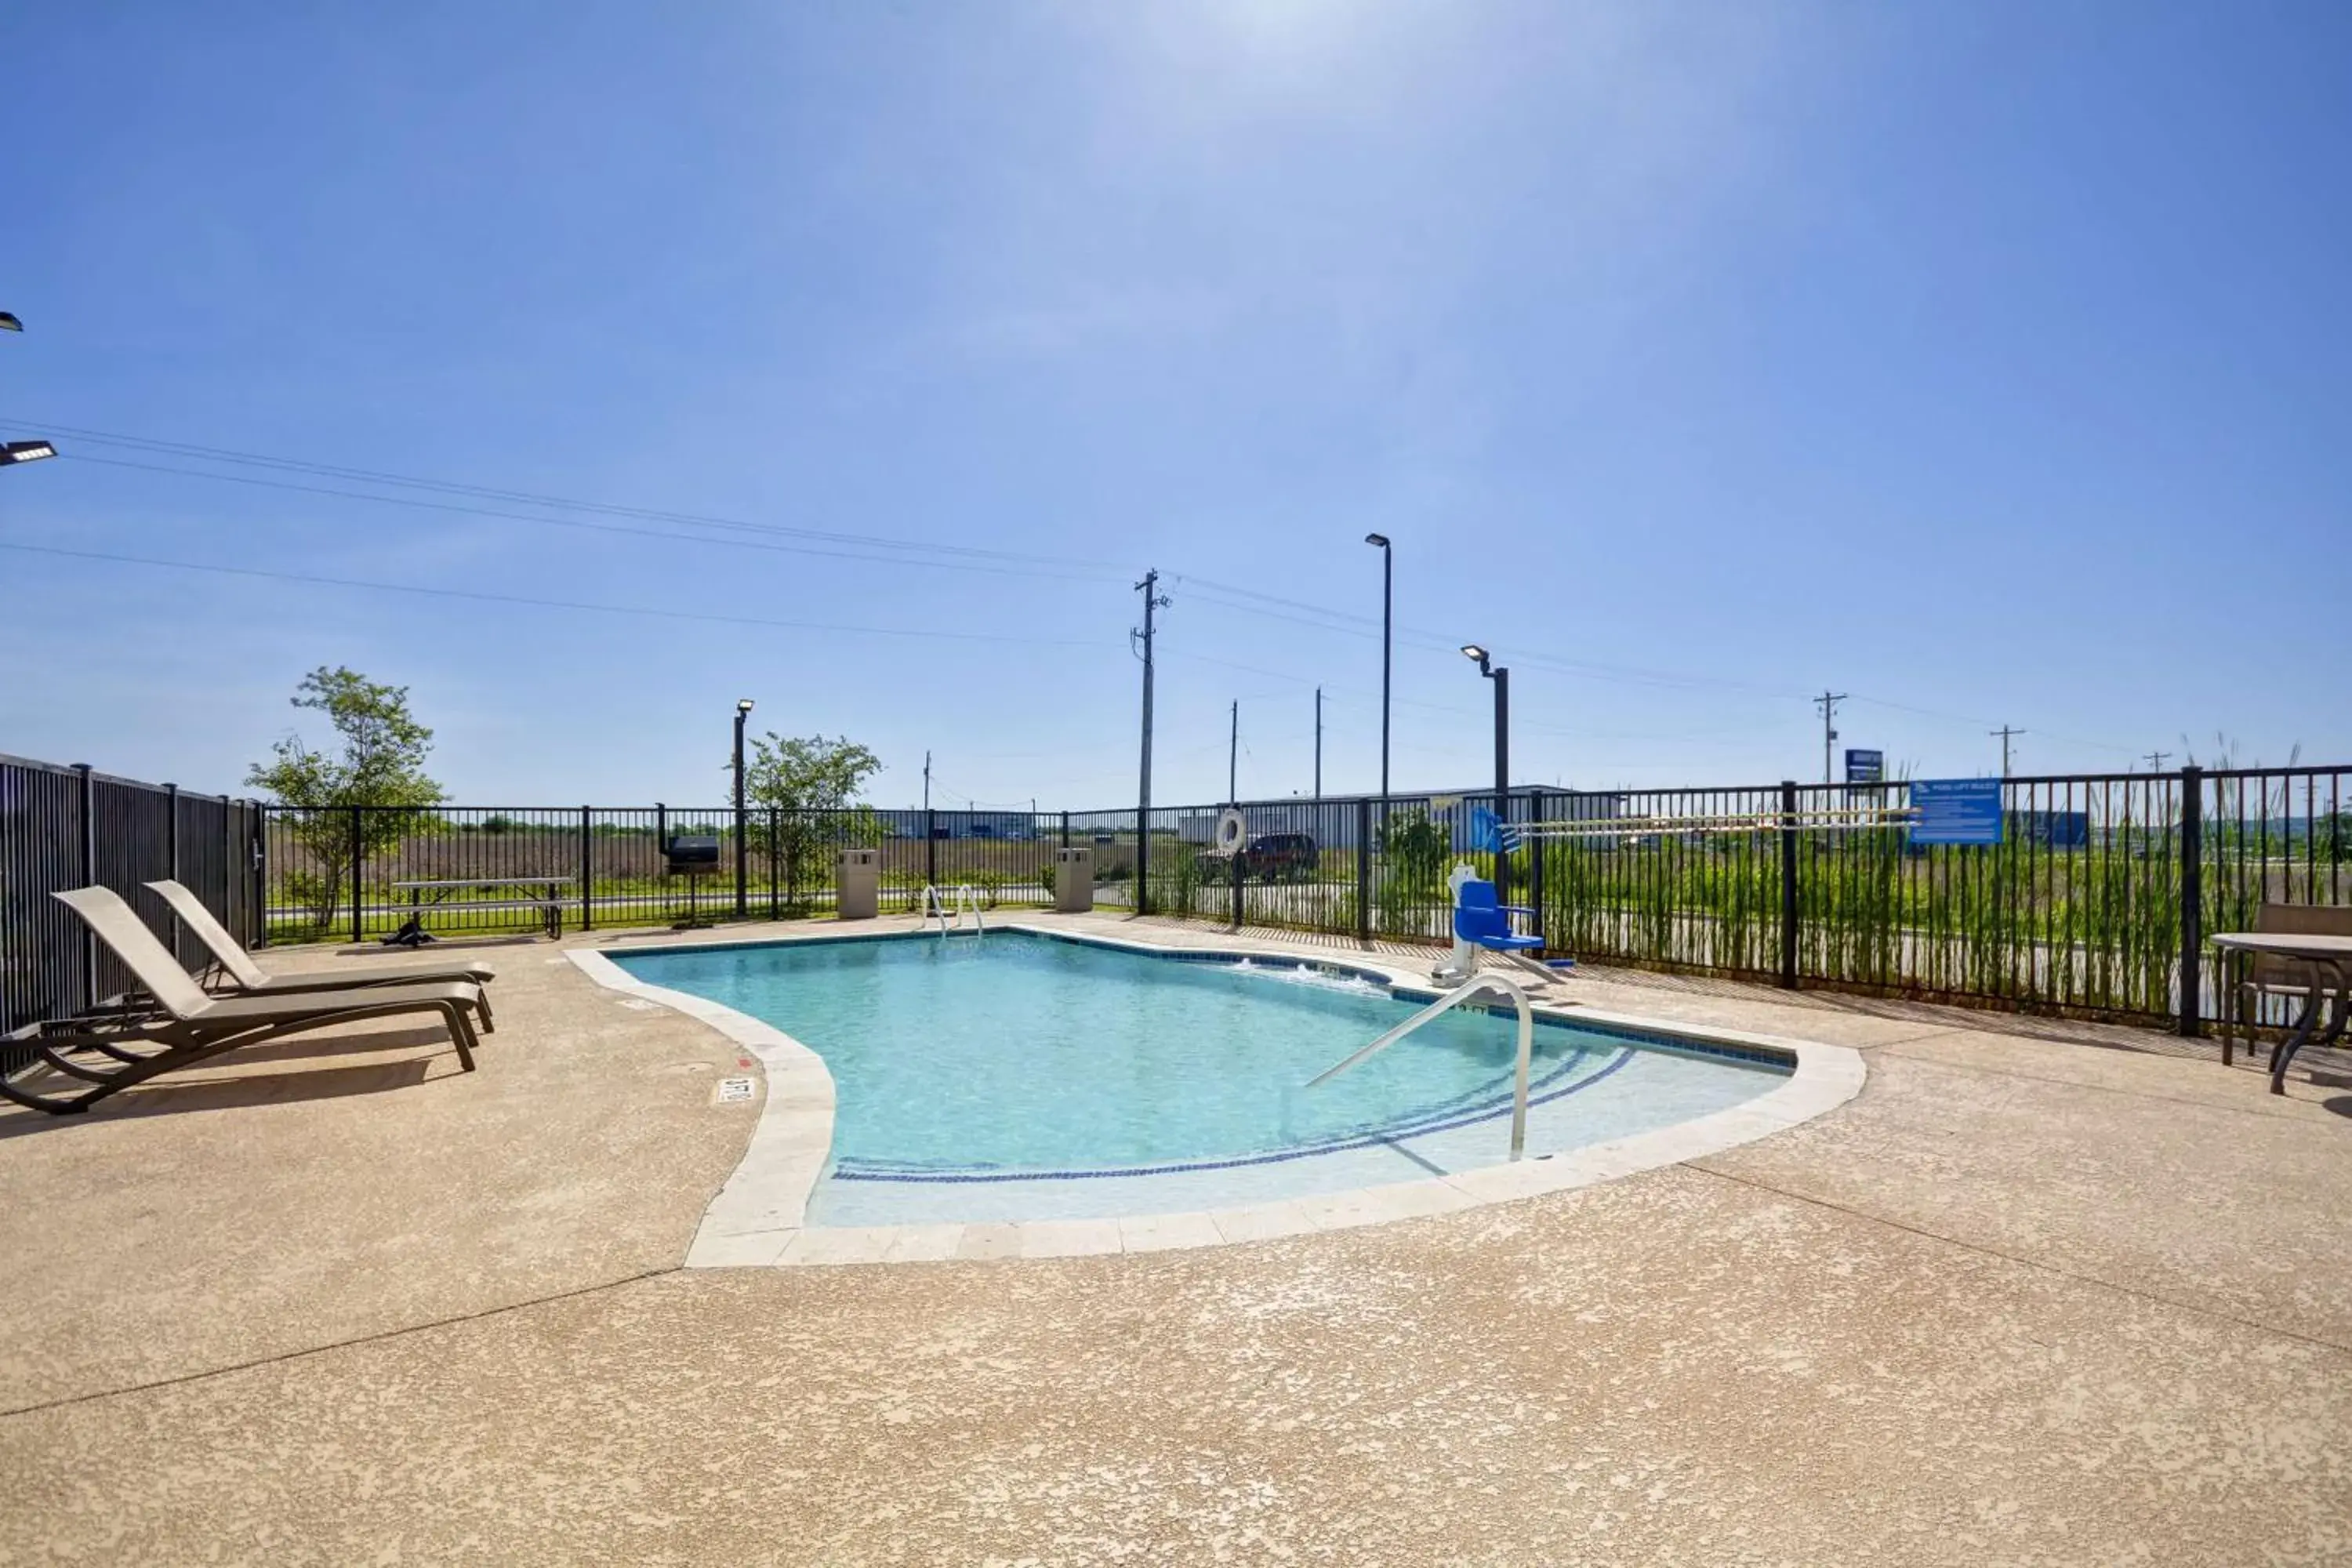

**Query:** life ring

left=1214, top=808, right=1248, bottom=856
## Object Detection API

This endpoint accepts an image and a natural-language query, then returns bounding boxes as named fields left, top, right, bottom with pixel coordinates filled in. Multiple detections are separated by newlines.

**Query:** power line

left=60, top=453, right=1119, bottom=586
left=16, top=418, right=1124, bottom=573
left=0, top=541, right=1098, bottom=647
left=24, top=418, right=2153, bottom=760
left=1174, top=577, right=1802, bottom=699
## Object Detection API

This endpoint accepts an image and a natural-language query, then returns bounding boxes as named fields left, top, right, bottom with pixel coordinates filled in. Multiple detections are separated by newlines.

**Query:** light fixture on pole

left=1461, top=644, right=1512, bottom=904
left=0, top=312, right=55, bottom=466
left=732, top=699, right=755, bottom=918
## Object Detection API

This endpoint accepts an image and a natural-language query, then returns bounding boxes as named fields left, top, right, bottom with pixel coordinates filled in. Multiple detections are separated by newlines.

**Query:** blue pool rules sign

left=1844, top=749, right=1884, bottom=785
left=1909, top=779, right=2005, bottom=846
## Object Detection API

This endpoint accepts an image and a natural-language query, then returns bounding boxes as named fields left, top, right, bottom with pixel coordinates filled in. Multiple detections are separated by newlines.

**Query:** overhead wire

left=16, top=418, right=1126, bottom=573
left=16, top=417, right=2139, bottom=759
left=59, top=453, right=1121, bottom=586
left=0, top=542, right=1098, bottom=648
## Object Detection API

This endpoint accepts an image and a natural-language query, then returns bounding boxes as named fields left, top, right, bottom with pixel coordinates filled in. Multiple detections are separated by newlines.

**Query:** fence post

left=164, top=781, right=181, bottom=964
left=580, top=806, right=593, bottom=933
left=1136, top=810, right=1150, bottom=917
left=1230, top=832, right=1245, bottom=930
left=225, top=797, right=239, bottom=949
left=74, top=763, right=95, bottom=1011
left=2178, top=765, right=2204, bottom=1037
left=1061, top=811, right=1070, bottom=851
left=925, top=808, right=937, bottom=890
left=1778, top=780, right=1800, bottom=989
left=350, top=804, right=365, bottom=945
left=1356, top=797, right=1374, bottom=947
left=251, top=803, right=268, bottom=950
left=734, top=797, right=749, bottom=920
left=769, top=808, right=781, bottom=920
left=1526, top=788, right=1545, bottom=949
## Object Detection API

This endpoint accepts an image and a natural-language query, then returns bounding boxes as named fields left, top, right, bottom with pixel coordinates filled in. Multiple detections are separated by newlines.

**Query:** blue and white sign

left=1845, top=749, right=1884, bottom=786
left=1909, top=778, right=2004, bottom=846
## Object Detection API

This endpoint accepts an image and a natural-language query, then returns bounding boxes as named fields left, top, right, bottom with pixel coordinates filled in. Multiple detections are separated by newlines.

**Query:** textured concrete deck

left=2, top=913, right=2347, bottom=1563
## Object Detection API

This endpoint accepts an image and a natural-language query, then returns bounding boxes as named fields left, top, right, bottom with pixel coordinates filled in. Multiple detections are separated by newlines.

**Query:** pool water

left=615, top=931, right=1787, bottom=1225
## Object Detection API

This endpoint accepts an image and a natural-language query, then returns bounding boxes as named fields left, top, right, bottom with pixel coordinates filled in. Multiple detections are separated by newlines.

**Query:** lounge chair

left=145, top=878, right=497, bottom=1026
left=0, top=886, right=486, bottom=1116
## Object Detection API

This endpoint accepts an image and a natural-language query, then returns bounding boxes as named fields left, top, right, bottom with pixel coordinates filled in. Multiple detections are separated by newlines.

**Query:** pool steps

left=1308, top=971, right=1538, bottom=1160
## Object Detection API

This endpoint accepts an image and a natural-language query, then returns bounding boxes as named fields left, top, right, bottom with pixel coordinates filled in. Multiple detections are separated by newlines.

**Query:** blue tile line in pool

left=605, top=924, right=1798, bottom=1073
left=829, top=1041, right=1642, bottom=1185
left=833, top=1011, right=1613, bottom=1176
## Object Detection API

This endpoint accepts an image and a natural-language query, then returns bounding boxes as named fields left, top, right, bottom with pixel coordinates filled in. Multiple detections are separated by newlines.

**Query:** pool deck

left=3, top=910, right=2349, bottom=1563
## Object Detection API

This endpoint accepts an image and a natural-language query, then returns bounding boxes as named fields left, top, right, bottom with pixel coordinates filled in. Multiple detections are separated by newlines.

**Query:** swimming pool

left=609, top=929, right=1793, bottom=1229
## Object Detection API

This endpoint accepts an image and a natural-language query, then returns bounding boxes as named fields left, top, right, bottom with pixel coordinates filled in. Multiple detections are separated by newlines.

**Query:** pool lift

left=1440, top=823, right=1578, bottom=993
left=920, top=883, right=984, bottom=940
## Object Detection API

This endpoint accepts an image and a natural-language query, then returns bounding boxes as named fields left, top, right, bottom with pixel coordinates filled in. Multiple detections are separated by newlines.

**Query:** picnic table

left=390, top=876, right=574, bottom=942
left=2210, top=931, right=2352, bottom=1096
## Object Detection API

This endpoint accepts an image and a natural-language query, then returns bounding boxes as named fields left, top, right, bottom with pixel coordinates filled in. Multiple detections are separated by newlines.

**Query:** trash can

left=1054, top=846, right=1094, bottom=913
left=837, top=847, right=880, bottom=920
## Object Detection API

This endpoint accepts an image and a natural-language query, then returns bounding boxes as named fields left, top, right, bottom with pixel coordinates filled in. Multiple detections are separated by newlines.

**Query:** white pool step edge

left=566, top=926, right=1866, bottom=1269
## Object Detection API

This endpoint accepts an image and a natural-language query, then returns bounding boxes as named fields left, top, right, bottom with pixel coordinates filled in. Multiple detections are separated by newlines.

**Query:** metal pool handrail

left=921, top=884, right=984, bottom=939
left=1307, top=971, right=1536, bottom=1160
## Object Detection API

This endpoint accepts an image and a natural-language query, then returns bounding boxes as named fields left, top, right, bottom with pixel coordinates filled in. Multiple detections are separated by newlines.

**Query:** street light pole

left=732, top=699, right=754, bottom=918
left=1134, top=569, right=1171, bottom=913
left=1364, top=534, right=1392, bottom=853
left=1313, top=686, right=1323, bottom=800
left=1228, top=699, right=1239, bottom=806
left=1461, top=646, right=1511, bottom=905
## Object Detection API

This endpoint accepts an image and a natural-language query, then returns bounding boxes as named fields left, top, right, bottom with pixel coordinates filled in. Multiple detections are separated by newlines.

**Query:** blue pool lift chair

left=1436, top=868, right=1571, bottom=985
left=1454, top=879, right=1544, bottom=955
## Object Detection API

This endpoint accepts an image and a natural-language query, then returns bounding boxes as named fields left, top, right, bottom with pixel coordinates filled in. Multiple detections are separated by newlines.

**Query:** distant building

left=876, top=809, right=1036, bottom=840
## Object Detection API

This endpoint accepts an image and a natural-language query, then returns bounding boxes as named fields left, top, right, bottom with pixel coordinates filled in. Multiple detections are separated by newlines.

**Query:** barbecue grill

left=664, top=835, right=721, bottom=873
left=664, top=834, right=721, bottom=929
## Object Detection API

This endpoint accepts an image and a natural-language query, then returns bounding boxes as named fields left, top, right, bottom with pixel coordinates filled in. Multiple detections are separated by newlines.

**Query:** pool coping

left=568, top=923, right=1865, bottom=1267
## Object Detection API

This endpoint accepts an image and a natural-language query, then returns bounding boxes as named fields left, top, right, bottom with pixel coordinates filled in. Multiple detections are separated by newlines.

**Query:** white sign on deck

left=714, top=1076, right=757, bottom=1105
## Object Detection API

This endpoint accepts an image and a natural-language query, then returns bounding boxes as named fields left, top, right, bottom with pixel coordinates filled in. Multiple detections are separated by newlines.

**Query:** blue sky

left=2, top=2, right=2344, bottom=810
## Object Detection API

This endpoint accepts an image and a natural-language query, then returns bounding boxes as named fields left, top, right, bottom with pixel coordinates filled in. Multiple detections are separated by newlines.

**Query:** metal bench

left=389, top=877, right=573, bottom=942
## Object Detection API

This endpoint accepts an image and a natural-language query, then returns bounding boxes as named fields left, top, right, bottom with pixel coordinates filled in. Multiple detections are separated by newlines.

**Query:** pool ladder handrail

left=921, top=883, right=984, bottom=939
left=1306, top=971, right=1535, bottom=1160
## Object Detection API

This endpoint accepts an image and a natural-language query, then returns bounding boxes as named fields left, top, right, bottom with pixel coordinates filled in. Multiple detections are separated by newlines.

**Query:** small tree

left=247, top=666, right=447, bottom=932
left=741, top=733, right=884, bottom=911
left=1379, top=811, right=1452, bottom=888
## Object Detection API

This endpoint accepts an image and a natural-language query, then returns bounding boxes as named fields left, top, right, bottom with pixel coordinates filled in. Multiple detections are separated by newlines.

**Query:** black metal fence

left=9, top=753, right=2347, bottom=1048
left=2, top=753, right=263, bottom=1051
left=1074, top=766, right=2349, bottom=1033
left=256, top=805, right=1113, bottom=945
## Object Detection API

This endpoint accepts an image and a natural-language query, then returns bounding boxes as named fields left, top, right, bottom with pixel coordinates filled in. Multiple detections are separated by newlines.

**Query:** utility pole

left=1134, top=570, right=1170, bottom=913
left=1990, top=725, right=2024, bottom=779
left=2144, top=750, right=2172, bottom=774
left=1313, top=687, right=1323, bottom=800
left=1228, top=700, right=1239, bottom=806
left=923, top=750, right=931, bottom=812
left=1815, top=691, right=1847, bottom=785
